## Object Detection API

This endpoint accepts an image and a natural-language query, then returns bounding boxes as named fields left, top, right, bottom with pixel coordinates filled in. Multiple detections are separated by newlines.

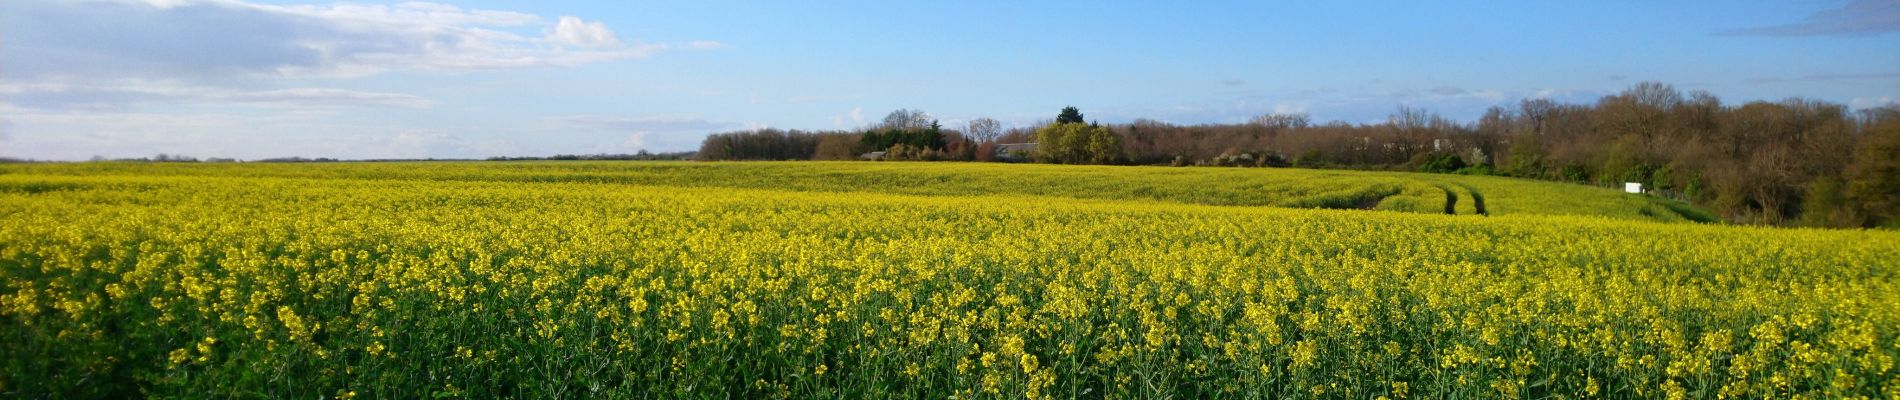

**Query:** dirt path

left=1456, top=183, right=1488, bottom=216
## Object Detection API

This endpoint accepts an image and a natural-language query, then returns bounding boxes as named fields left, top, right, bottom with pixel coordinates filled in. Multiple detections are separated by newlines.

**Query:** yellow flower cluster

left=0, top=162, right=1891, bottom=398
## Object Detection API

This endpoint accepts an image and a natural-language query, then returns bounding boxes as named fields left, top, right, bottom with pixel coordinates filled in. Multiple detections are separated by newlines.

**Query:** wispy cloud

left=1744, top=72, right=1900, bottom=84
left=1376, top=86, right=1506, bottom=102
left=548, top=16, right=622, bottom=48
left=830, top=107, right=866, bottom=127
left=545, top=115, right=741, bottom=133
left=0, top=81, right=432, bottom=110
left=1158, top=85, right=1598, bottom=127
left=0, top=0, right=728, bottom=159
left=544, top=118, right=710, bottom=153
left=1428, top=86, right=1466, bottom=96
left=2, top=0, right=688, bottom=81
left=1720, top=0, right=1900, bottom=37
left=788, top=94, right=866, bottom=103
left=1851, top=97, right=1897, bottom=109
left=0, top=100, right=530, bottom=160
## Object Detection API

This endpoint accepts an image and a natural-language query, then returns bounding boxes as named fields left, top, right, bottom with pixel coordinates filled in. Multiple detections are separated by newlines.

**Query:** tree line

left=695, top=82, right=1899, bottom=228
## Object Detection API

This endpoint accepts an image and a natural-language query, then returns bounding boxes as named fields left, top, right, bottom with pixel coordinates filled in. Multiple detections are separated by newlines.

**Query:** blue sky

left=2, top=0, right=1896, bottom=160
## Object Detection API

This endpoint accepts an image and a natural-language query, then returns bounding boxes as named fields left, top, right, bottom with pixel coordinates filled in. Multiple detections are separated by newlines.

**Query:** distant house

left=1625, top=182, right=1643, bottom=194
left=859, top=151, right=887, bottom=160
left=994, top=143, right=1037, bottom=162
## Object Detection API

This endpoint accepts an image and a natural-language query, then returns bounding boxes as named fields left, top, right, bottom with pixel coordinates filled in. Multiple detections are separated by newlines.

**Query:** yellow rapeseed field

left=0, top=162, right=1892, bottom=398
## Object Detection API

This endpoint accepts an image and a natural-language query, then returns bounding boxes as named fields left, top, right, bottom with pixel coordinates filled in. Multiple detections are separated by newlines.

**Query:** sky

left=1, top=0, right=1897, bottom=160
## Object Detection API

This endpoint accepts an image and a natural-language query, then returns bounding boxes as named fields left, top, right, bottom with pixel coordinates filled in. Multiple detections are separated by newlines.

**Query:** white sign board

left=1624, top=182, right=1642, bottom=194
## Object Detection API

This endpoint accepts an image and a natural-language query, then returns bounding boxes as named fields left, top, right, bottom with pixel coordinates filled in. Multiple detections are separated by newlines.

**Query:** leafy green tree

left=1600, top=134, right=1654, bottom=185
left=1500, top=133, right=1546, bottom=178
left=1035, top=119, right=1121, bottom=164
left=1845, top=111, right=1900, bottom=227
left=1413, top=152, right=1467, bottom=173
left=1798, top=177, right=1854, bottom=227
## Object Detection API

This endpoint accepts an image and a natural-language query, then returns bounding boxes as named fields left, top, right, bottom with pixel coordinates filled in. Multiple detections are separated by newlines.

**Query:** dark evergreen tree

left=1057, top=107, right=1085, bottom=125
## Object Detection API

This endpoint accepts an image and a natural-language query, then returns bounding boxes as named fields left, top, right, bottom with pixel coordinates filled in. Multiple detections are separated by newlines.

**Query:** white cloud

left=0, top=102, right=525, bottom=160
left=0, top=104, right=258, bottom=159
left=3, top=0, right=692, bottom=81
left=1851, top=97, right=1896, bottom=109
left=1530, top=88, right=1570, bottom=99
left=224, top=88, right=432, bottom=108
left=385, top=131, right=457, bottom=158
left=0, top=81, right=431, bottom=110
left=621, top=132, right=649, bottom=152
left=833, top=106, right=868, bottom=127
left=0, top=0, right=729, bottom=160
left=686, top=40, right=729, bottom=49
left=140, top=0, right=193, bottom=9
left=548, top=16, right=621, bottom=48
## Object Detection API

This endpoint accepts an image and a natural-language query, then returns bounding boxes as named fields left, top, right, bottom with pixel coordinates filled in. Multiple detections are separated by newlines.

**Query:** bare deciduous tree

left=691, top=83, right=1894, bottom=228
left=966, top=117, right=1002, bottom=143
left=881, top=109, right=933, bottom=131
left=1249, top=113, right=1311, bottom=129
